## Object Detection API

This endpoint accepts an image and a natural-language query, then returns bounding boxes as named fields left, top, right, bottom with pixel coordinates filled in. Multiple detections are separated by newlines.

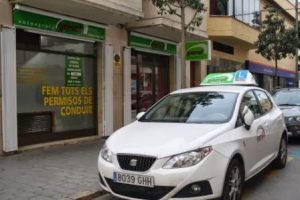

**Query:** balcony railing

left=210, top=0, right=260, bottom=28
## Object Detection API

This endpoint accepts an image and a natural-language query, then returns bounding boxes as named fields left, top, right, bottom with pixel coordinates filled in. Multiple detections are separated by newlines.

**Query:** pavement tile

left=0, top=140, right=104, bottom=200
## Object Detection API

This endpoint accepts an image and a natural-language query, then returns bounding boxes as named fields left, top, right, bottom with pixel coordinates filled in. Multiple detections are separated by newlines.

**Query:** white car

left=98, top=71, right=287, bottom=200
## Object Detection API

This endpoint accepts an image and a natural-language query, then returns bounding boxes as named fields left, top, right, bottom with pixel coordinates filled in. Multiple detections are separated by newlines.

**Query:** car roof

left=170, top=85, right=261, bottom=95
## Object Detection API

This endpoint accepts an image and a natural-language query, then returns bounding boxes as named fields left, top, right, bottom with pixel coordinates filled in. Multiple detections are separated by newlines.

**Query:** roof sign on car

left=201, top=70, right=257, bottom=86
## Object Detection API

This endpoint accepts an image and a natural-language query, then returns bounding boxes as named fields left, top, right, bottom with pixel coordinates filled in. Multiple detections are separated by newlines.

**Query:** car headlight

left=101, top=144, right=113, bottom=163
left=287, top=117, right=294, bottom=122
left=286, top=116, right=300, bottom=122
left=163, top=146, right=212, bottom=169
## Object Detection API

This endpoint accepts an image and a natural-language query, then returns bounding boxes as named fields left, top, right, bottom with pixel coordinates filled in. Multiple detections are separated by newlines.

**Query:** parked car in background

left=272, top=88, right=300, bottom=137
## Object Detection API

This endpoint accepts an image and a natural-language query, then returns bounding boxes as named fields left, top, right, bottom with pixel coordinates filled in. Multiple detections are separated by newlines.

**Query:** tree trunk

left=180, top=6, right=186, bottom=89
left=274, top=58, right=278, bottom=88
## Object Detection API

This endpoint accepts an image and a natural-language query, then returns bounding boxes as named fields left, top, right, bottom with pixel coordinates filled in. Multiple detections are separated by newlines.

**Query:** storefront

left=127, top=33, right=177, bottom=121
left=247, top=61, right=296, bottom=91
left=11, top=6, right=105, bottom=146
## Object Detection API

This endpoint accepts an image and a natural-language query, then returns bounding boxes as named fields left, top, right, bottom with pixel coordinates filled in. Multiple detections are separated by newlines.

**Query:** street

left=95, top=138, right=300, bottom=200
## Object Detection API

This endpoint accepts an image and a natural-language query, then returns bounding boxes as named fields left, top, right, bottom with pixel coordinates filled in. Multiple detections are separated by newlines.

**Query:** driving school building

left=0, top=0, right=208, bottom=154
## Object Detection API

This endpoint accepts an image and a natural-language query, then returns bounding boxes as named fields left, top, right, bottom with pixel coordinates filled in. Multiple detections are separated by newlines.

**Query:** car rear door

left=254, top=89, right=282, bottom=157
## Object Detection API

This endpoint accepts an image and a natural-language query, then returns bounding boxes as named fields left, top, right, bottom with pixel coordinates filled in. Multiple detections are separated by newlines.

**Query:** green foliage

left=151, top=0, right=206, bottom=31
left=255, top=8, right=298, bottom=61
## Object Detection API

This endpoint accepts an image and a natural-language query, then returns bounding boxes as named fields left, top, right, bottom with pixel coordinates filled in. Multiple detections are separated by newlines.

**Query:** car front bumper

left=97, top=150, right=229, bottom=200
left=286, top=123, right=300, bottom=136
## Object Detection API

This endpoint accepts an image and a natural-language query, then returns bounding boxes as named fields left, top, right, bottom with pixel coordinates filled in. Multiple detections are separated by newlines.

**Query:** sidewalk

left=0, top=139, right=104, bottom=200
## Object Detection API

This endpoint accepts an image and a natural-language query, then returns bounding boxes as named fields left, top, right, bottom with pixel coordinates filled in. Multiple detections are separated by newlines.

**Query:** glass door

left=137, top=64, right=155, bottom=112
left=131, top=51, right=169, bottom=120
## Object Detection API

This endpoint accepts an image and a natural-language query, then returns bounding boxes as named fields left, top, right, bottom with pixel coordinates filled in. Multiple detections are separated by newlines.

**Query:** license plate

left=113, top=172, right=155, bottom=188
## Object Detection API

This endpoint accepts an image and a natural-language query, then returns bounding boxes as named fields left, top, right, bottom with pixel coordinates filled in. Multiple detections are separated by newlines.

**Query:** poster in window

left=65, top=56, right=83, bottom=87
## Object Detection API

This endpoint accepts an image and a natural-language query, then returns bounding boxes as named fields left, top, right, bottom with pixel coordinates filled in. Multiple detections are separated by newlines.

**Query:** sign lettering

left=128, top=35, right=176, bottom=54
left=13, top=9, right=105, bottom=41
left=186, top=40, right=211, bottom=61
left=41, top=86, right=93, bottom=116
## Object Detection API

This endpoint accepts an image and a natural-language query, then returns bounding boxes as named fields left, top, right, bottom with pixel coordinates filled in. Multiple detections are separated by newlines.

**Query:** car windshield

left=273, top=90, right=300, bottom=106
left=140, top=92, right=238, bottom=123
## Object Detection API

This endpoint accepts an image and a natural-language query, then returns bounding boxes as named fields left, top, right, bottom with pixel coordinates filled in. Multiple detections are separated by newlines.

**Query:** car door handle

left=264, top=123, right=269, bottom=128
left=276, top=117, right=282, bottom=122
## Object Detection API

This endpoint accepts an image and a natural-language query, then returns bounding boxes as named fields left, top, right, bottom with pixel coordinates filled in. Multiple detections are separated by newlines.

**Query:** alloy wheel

left=228, top=166, right=242, bottom=200
left=280, top=138, right=287, bottom=164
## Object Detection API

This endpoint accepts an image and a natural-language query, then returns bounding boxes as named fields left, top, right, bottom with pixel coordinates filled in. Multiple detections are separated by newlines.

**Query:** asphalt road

left=95, top=138, right=300, bottom=200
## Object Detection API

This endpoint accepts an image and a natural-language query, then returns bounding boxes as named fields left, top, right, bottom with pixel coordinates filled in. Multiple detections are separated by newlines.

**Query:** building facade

left=208, top=0, right=297, bottom=91
left=0, top=0, right=297, bottom=154
left=0, top=0, right=209, bottom=154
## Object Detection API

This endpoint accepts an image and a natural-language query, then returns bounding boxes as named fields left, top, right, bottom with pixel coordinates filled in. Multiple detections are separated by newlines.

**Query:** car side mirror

left=242, top=106, right=254, bottom=130
left=136, top=112, right=145, bottom=120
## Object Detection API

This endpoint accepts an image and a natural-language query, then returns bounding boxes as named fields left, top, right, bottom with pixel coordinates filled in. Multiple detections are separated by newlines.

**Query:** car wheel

left=221, top=158, right=244, bottom=200
left=273, top=136, right=287, bottom=169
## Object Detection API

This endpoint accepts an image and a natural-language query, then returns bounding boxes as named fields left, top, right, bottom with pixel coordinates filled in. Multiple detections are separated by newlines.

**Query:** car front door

left=238, top=90, right=267, bottom=178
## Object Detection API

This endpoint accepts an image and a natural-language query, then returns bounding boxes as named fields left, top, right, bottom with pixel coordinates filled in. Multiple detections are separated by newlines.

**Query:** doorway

left=131, top=51, right=170, bottom=120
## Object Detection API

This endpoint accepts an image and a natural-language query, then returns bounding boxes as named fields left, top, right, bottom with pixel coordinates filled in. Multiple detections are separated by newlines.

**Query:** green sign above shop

left=65, top=56, right=83, bottom=87
left=129, top=35, right=177, bottom=54
left=186, top=40, right=211, bottom=61
left=13, top=9, right=105, bottom=41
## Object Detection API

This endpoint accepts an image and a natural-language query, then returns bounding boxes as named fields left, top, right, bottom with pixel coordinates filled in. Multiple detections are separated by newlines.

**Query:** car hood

left=106, top=121, right=232, bottom=158
left=278, top=106, right=300, bottom=117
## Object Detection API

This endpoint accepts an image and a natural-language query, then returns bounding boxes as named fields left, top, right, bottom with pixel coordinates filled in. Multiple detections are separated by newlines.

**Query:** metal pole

left=180, top=6, right=186, bottom=88
left=296, top=0, right=299, bottom=87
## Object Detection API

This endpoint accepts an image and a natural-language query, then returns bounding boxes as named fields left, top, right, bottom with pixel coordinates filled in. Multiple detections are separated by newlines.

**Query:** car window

left=272, top=90, right=300, bottom=106
left=140, top=92, right=238, bottom=123
left=254, top=90, right=273, bottom=114
left=240, top=90, right=262, bottom=119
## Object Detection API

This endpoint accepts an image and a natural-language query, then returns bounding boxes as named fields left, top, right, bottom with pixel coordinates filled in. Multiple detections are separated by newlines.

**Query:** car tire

left=221, top=158, right=245, bottom=200
left=273, top=136, right=287, bottom=169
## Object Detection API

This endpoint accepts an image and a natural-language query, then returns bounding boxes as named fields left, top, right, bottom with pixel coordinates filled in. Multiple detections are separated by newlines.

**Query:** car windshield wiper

left=278, top=103, right=300, bottom=106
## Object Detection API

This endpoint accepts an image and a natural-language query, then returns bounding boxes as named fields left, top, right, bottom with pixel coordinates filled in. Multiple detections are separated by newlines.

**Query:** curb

left=64, top=188, right=106, bottom=200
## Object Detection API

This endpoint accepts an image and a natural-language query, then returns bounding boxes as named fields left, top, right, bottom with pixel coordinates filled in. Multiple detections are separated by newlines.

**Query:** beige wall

left=86, top=0, right=142, bottom=16
left=192, top=61, right=203, bottom=86
left=208, top=17, right=259, bottom=45
left=105, top=25, right=128, bottom=131
left=0, top=0, right=12, bottom=26
left=142, top=0, right=208, bottom=35
left=97, top=43, right=104, bottom=136
left=273, top=0, right=295, bottom=19
left=212, top=45, right=249, bottom=63
left=248, top=50, right=296, bottom=72
left=169, top=56, right=176, bottom=92
left=261, top=0, right=295, bottom=28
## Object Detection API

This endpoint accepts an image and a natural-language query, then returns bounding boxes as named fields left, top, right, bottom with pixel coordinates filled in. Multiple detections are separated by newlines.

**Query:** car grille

left=105, top=178, right=174, bottom=200
left=117, top=154, right=156, bottom=172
